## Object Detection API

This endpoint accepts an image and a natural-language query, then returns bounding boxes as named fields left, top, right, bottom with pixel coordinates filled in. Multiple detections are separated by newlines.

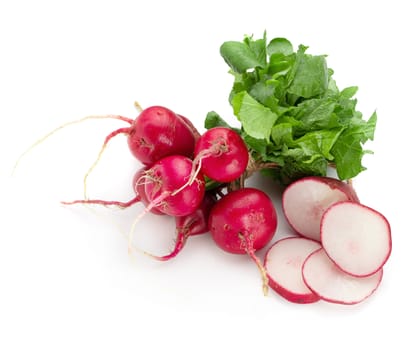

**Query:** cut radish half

left=321, top=201, right=392, bottom=277
left=282, top=176, right=359, bottom=241
left=264, top=237, right=322, bottom=303
left=302, top=248, right=383, bottom=305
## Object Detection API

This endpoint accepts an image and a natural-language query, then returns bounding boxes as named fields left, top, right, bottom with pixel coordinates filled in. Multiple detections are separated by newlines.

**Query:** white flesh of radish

left=265, top=237, right=322, bottom=303
left=321, top=201, right=392, bottom=277
left=302, top=248, right=383, bottom=305
left=282, top=178, right=351, bottom=241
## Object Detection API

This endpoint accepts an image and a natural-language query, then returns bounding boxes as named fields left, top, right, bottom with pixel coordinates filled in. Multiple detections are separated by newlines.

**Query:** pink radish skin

left=209, top=188, right=277, bottom=295
left=302, top=248, right=383, bottom=305
left=193, top=127, right=249, bottom=183
left=264, top=237, right=322, bottom=304
left=148, top=193, right=217, bottom=261
left=143, top=155, right=205, bottom=217
left=177, top=114, right=201, bottom=142
left=127, top=106, right=197, bottom=165
left=320, top=201, right=392, bottom=277
left=282, top=176, right=359, bottom=241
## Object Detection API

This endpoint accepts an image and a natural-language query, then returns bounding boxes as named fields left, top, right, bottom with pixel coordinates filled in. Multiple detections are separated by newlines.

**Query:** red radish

left=127, top=155, right=206, bottom=255
left=320, top=201, right=392, bottom=277
left=127, top=106, right=197, bottom=165
left=302, top=248, right=383, bottom=305
left=193, top=127, right=249, bottom=183
left=264, top=237, right=322, bottom=304
left=282, top=176, right=359, bottom=241
left=143, top=155, right=205, bottom=217
left=146, top=192, right=217, bottom=261
left=209, top=188, right=277, bottom=295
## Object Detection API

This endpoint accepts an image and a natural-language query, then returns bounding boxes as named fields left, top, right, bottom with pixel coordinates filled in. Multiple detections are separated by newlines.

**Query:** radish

left=127, top=106, right=197, bottom=166
left=208, top=187, right=277, bottom=295
left=264, top=237, right=322, bottom=304
left=320, top=201, right=392, bottom=277
left=142, top=155, right=205, bottom=217
left=146, top=192, right=217, bottom=261
left=302, top=248, right=383, bottom=305
left=193, top=127, right=249, bottom=183
left=282, top=176, right=359, bottom=241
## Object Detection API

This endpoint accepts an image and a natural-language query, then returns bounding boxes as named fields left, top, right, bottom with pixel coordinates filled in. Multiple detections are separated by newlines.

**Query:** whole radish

left=193, top=127, right=249, bottom=183
left=127, top=106, right=197, bottom=165
left=142, top=155, right=206, bottom=217
left=208, top=187, right=277, bottom=295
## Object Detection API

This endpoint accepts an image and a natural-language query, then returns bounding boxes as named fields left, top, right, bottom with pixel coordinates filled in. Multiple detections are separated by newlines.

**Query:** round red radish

left=302, top=248, right=383, bottom=305
left=127, top=106, right=196, bottom=165
left=194, top=127, right=249, bottom=183
left=264, top=237, right=321, bottom=304
left=282, top=176, right=359, bottom=241
left=209, top=188, right=277, bottom=295
left=209, top=188, right=277, bottom=254
left=143, top=155, right=205, bottom=217
left=320, top=201, right=392, bottom=277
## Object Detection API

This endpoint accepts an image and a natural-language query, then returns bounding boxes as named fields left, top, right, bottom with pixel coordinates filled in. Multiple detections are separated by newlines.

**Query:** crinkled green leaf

left=231, top=91, right=278, bottom=141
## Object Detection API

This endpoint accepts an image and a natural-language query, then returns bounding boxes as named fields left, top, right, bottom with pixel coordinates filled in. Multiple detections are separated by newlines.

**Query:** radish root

left=127, top=191, right=171, bottom=256
left=239, top=232, right=269, bottom=296
left=13, top=114, right=132, bottom=175
left=83, top=126, right=131, bottom=199
left=61, top=196, right=141, bottom=209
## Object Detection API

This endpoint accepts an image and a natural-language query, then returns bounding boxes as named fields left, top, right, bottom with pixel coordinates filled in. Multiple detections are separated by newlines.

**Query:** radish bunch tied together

left=18, top=32, right=392, bottom=306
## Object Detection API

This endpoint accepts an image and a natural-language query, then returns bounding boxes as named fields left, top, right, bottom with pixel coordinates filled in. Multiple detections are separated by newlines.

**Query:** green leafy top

left=207, top=33, right=376, bottom=185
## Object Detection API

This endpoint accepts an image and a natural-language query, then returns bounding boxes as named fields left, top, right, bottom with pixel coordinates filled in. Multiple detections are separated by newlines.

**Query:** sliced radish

left=321, top=201, right=392, bottom=277
left=302, top=248, right=383, bottom=305
left=264, top=237, right=322, bottom=303
left=282, top=176, right=359, bottom=241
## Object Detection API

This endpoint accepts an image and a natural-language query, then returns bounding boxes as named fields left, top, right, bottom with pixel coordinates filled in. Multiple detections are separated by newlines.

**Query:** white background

left=1, top=0, right=419, bottom=349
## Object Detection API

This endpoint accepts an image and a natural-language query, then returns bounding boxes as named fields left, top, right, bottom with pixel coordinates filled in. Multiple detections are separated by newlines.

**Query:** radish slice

left=282, top=176, right=359, bottom=241
left=302, top=248, right=383, bottom=305
left=321, top=201, right=392, bottom=277
left=264, top=237, right=322, bottom=304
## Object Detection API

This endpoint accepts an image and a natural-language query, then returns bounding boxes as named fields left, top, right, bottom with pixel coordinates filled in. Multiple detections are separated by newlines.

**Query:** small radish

left=146, top=192, right=217, bottom=261
left=282, top=176, right=359, bottom=241
left=127, top=106, right=197, bottom=165
left=302, top=248, right=383, bottom=305
left=320, top=201, right=392, bottom=277
left=209, top=187, right=277, bottom=295
left=142, top=155, right=205, bottom=217
left=193, top=127, right=249, bottom=183
left=264, top=237, right=322, bottom=304
left=127, top=155, right=206, bottom=254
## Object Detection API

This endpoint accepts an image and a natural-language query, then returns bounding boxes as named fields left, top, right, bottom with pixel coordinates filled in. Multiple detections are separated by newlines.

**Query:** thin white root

left=127, top=191, right=170, bottom=256
left=12, top=114, right=132, bottom=175
left=134, top=101, right=143, bottom=113
left=83, top=143, right=107, bottom=199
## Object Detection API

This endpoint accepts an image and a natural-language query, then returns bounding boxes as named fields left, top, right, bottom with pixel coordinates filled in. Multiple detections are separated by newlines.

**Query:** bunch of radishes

left=27, top=103, right=391, bottom=305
